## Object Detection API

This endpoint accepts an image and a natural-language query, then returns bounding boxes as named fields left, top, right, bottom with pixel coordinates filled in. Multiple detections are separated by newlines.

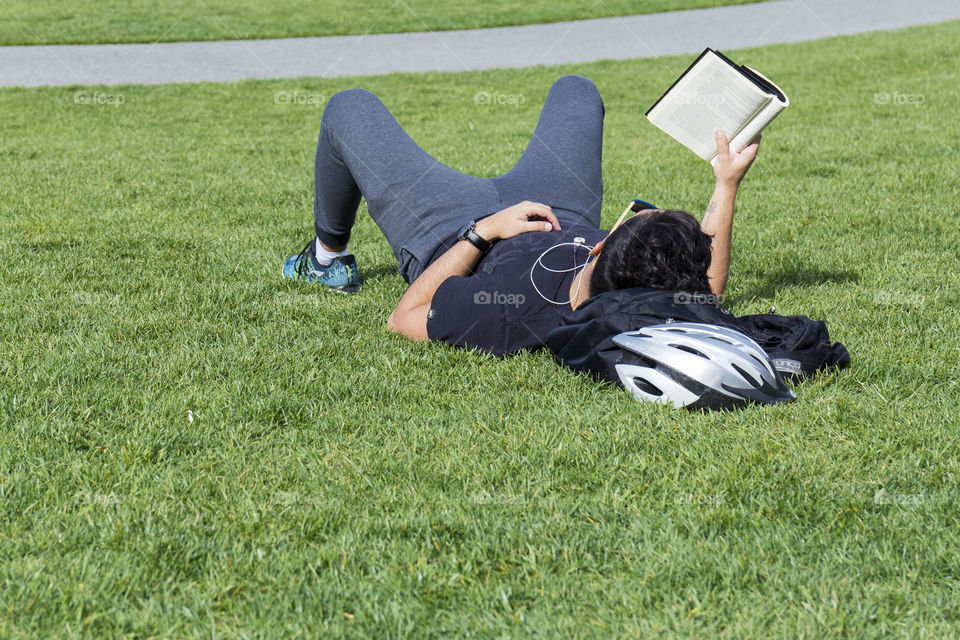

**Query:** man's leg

left=493, top=75, right=605, bottom=229
left=313, top=89, right=498, bottom=283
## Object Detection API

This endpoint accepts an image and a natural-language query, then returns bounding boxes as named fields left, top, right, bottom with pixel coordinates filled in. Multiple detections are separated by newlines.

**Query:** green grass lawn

left=2, top=20, right=960, bottom=638
left=0, top=0, right=764, bottom=46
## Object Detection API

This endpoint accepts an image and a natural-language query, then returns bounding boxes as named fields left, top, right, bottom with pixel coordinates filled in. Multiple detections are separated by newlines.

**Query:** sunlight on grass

left=1, top=20, right=959, bottom=638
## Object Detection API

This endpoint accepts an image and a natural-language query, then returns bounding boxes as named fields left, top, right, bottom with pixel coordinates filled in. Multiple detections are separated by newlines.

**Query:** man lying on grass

left=282, top=75, right=760, bottom=354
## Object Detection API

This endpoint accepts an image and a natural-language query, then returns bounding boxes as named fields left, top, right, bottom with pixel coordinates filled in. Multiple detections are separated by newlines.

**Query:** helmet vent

left=632, top=377, right=663, bottom=397
left=674, top=344, right=708, bottom=359
left=623, top=351, right=658, bottom=369
left=731, top=363, right=760, bottom=388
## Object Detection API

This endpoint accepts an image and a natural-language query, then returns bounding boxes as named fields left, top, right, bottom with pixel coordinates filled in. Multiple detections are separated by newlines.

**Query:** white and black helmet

left=613, top=323, right=795, bottom=411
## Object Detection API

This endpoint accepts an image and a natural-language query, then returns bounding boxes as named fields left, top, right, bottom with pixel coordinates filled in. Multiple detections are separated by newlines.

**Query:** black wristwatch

left=457, top=220, right=493, bottom=255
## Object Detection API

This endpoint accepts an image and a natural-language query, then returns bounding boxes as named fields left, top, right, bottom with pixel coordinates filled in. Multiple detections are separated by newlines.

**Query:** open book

left=646, top=48, right=789, bottom=165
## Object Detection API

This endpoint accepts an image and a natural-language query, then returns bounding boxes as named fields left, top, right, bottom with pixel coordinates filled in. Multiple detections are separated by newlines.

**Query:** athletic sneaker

left=282, top=240, right=361, bottom=293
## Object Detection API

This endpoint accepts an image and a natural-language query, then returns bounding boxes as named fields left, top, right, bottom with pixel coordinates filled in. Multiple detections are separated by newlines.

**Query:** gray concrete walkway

left=1, top=0, right=959, bottom=88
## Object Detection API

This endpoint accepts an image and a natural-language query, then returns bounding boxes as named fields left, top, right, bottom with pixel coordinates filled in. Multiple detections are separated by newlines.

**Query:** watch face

left=458, top=220, right=476, bottom=238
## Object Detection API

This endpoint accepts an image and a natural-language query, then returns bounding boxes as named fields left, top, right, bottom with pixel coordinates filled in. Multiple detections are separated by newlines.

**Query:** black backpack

left=546, top=287, right=850, bottom=385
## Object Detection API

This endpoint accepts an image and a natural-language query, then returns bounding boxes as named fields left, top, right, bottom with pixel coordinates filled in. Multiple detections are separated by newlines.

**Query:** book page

left=715, top=67, right=789, bottom=164
left=721, top=99, right=787, bottom=163
left=670, top=68, right=768, bottom=134
left=648, top=51, right=773, bottom=160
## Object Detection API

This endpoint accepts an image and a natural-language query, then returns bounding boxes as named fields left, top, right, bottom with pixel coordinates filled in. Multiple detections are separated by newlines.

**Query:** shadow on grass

left=728, top=264, right=860, bottom=304
left=360, top=263, right=402, bottom=284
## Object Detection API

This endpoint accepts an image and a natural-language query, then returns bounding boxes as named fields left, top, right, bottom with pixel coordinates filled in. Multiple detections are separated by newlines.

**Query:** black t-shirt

left=425, top=224, right=607, bottom=355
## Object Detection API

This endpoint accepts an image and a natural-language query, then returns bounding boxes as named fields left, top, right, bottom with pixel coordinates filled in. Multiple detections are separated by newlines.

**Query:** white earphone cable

left=529, top=241, right=594, bottom=306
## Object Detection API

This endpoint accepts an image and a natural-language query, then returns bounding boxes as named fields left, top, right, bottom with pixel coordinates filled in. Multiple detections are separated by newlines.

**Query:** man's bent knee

left=551, top=74, right=600, bottom=97
left=322, top=88, right=380, bottom=127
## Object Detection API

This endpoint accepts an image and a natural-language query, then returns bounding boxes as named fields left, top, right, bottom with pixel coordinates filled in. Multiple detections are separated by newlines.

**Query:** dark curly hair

left=589, top=209, right=712, bottom=295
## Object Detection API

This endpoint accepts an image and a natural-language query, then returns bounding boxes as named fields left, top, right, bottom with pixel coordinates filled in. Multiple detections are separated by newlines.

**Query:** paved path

left=1, top=0, right=959, bottom=87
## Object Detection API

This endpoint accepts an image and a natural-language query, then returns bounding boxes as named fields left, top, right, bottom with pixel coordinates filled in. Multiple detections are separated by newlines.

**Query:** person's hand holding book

left=713, top=130, right=760, bottom=188
left=645, top=49, right=786, bottom=165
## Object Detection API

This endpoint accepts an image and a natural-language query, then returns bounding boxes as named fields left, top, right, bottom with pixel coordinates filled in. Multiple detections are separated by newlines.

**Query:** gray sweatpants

left=313, top=74, right=605, bottom=283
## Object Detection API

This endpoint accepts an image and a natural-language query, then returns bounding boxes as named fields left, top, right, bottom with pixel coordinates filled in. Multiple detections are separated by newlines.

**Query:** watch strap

left=459, top=221, right=493, bottom=254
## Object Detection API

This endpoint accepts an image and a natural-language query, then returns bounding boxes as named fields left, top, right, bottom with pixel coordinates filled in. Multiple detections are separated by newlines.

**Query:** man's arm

left=386, top=201, right=560, bottom=340
left=701, top=129, right=762, bottom=297
left=701, top=181, right=738, bottom=296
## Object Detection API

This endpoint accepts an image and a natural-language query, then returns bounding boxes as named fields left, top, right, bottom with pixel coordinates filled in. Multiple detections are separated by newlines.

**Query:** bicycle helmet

left=613, top=323, right=795, bottom=410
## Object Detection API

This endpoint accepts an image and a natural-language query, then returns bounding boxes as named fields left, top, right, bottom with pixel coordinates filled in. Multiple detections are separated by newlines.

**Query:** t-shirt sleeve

left=426, top=274, right=509, bottom=355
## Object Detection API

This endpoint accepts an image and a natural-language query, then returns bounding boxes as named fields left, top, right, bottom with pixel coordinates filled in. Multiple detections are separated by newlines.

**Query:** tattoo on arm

left=703, top=198, right=718, bottom=229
